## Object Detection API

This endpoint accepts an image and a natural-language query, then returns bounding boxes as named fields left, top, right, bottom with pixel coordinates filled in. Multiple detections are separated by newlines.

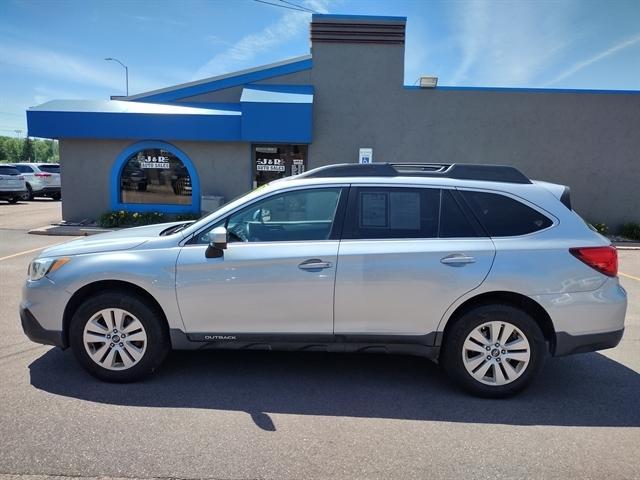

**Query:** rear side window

left=0, top=166, right=20, bottom=176
left=461, top=190, right=552, bottom=236
left=38, top=164, right=60, bottom=174
left=14, top=165, right=34, bottom=173
left=344, top=187, right=441, bottom=239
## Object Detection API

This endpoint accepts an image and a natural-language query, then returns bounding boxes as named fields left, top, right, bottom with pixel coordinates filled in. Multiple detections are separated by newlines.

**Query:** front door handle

left=298, top=259, right=333, bottom=270
left=440, top=254, right=476, bottom=266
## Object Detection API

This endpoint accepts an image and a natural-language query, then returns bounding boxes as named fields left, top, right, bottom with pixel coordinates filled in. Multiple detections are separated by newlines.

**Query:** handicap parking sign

left=359, top=147, right=373, bottom=164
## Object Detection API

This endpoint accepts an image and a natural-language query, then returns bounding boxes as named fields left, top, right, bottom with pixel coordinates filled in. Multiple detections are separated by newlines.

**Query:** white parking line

left=0, top=241, right=71, bottom=262
left=620, top=272, right=640, bottom=282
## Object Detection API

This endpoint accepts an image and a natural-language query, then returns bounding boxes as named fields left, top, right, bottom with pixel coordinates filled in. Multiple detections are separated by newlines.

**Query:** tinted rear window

left=0, top=166, right=20, bottom=176
left=38, top=164, right=60, bottom=173
left=461, top=190, right=552, bottom=236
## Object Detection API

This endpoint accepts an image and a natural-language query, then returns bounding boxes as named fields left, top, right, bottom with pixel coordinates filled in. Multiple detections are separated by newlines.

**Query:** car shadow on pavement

left=29, top=348, right=640, bottom=431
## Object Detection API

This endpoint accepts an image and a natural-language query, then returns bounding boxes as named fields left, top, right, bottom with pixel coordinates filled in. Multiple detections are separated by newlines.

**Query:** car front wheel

left=441, top=304, right=546, bottom=398
left=69, top=292, right=170, bottom=382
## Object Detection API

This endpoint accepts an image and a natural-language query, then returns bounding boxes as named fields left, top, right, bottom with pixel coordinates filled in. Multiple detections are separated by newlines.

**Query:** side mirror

left=205, top=226, right=227, bottom=258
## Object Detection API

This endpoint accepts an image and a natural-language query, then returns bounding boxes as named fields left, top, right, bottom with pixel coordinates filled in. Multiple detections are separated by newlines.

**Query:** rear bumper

left=0, top=189, right=27, bottom=197
left=33, top=186, right=61, bottom=195
left=20, top=306, right=66, bottom=348
left=554, top=328, right=624, bottom=356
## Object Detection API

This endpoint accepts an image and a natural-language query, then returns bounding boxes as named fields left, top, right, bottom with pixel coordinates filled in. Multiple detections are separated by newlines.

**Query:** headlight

left=28, top=257, right=71, bottom=281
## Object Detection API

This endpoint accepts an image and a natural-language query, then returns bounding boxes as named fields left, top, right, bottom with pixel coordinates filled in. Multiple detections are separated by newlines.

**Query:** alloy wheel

left=82, top=308, right=147, bottom=371
left=462, top=320, right=531, bottom=386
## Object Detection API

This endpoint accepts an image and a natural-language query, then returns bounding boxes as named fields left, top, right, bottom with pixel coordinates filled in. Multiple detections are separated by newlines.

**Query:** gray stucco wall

left=59, top=139, right=250, bottom=222
left=309, top=41, right=640, bottom=228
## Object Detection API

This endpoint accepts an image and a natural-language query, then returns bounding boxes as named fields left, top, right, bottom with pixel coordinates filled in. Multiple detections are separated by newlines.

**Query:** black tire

left=8, top=197, right=19, bottom=204
left=25, top=184, right=34, bottom=201
left=441, top=304, right=546, bottom=398
left=51, top=193, right=61, bottom=201
left=69, top=291, right=170, bottom=382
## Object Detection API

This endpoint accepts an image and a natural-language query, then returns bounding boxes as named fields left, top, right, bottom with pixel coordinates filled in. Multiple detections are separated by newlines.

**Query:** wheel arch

left=439, top=291, right=556, bottom=355
left=62, top=280, right=169, bottom=348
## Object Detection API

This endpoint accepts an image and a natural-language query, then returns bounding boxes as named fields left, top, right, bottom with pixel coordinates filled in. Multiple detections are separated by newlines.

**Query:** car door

left=176, top=185, right=348, bottom=335
left=334, top=186, right=495, bottom=337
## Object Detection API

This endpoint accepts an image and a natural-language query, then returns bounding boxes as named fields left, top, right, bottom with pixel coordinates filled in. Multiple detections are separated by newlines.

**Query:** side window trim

left=449, top=189, right=488, bottom=238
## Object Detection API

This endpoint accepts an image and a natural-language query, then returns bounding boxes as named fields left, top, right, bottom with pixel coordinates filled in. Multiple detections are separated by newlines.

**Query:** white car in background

left=0, top=164, right=27, bottom=203
left=13, top=163, right=61, bottom=200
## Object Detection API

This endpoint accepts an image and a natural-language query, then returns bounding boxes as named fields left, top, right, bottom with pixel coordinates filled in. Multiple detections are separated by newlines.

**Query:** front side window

left=195, top=188, right=343, bottom=244
left=120, top=148, right=191, bottom=205
left=460, top=190, right=553, bottom=236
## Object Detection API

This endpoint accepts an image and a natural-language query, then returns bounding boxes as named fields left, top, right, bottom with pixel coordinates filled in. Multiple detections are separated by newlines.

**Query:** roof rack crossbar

left=299, top=163, right=531, bottom=184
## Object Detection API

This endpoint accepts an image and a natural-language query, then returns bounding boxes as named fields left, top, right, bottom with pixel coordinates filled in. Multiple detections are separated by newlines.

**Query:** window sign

left=360, top=192, right=388, bottom=227
left=120, top=148, right=191, bottom=205
left=359, top=147, right=373, bottom=164
left=256, top=157, right=286, bottom=172
left=139, top=155, right=170, bottom=169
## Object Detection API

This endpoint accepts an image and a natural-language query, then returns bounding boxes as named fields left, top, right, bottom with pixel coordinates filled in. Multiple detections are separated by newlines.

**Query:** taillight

left=569, top=246, right=618, bottom=277
left=35, top=172, right=51, bottom=177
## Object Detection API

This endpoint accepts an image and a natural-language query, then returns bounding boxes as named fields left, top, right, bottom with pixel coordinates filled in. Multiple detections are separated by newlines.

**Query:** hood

left=39, top=222, right=185, bottom=257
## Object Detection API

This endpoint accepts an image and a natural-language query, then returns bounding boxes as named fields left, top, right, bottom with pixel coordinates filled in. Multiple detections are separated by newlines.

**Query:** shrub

left=620, top=222, right=640, bottom=241
left=591, top=222, right=609, bottom=235
left=99, top=211, right=202, bottom=228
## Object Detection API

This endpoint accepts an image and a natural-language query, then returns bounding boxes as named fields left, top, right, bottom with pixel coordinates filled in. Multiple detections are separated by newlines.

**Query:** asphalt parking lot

left=0, top=201, right=639, bottom=479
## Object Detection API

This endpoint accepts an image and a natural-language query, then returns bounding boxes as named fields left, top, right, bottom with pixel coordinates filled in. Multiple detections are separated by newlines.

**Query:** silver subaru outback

left=20, top=163, right=627, bottom=397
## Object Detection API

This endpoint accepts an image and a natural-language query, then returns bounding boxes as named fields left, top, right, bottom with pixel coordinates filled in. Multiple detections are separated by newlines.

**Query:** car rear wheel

left=51, top=193, right=61, bottom=200
left=8, top=197, right=19, bottom=204
left=441, top=304, right=546, bottom=398
left=25, top=184, right=34, bottom=201
left=69, top=292, right=170, bottom=382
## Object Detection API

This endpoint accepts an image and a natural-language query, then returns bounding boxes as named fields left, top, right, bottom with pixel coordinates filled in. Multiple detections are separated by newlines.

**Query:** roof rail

left=299, top=163, right=531, bottom=184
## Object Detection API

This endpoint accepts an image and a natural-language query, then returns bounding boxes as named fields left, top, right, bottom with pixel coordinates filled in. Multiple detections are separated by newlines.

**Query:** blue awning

left=27, top=85, right=314, bottom=143
left=27, top=100, right=242, bottom=141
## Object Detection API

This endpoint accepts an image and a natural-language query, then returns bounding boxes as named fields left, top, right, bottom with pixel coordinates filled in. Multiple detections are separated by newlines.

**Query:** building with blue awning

left=26, top=14, right=640, bottom=227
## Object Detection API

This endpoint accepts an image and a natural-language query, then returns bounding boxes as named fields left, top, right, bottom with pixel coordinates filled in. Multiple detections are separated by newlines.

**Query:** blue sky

left=1, top=0, right=639, bottom=136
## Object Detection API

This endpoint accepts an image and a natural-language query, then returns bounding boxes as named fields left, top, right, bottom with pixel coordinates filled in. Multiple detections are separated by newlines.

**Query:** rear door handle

left=298, top=259, right=333, bottom=270
left=440, top=254, right=476, bottom=266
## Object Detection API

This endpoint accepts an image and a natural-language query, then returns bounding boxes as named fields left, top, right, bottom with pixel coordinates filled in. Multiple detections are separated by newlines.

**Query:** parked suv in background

left=14, top=163, right=61, bottom=200
left=20, top=163, right=626, bottom=397
left=0, top=164, right=27, bottom=203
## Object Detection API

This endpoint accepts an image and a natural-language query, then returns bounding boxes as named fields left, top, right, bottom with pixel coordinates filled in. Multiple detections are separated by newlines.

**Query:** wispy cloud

left=193, top=0, right=330, bottom=80
left=545, top=33, right=640, bottom=86
left=447, top=0, right=575, bottom=86
left=0, top=43, right=167, bottom=95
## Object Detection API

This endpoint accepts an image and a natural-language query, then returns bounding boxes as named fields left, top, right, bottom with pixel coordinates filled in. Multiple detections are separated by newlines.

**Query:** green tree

left=20, top=137, right=35, bottom=162
left=4, top=137, right=21, bottom=161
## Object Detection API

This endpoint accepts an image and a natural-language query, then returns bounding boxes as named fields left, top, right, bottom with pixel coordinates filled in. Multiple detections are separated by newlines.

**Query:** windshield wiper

left=160, top=222, right=194, bottom=236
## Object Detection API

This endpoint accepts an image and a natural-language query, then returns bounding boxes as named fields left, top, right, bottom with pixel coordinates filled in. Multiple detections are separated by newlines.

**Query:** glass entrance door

left=253, top=144, right=308, bottom=188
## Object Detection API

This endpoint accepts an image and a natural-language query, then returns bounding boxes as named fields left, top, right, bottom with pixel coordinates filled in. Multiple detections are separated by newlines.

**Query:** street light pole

left=105, top=57, right=129, bottom=96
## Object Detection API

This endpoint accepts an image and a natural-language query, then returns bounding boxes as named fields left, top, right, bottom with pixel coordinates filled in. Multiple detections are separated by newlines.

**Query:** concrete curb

left=28, top=225, right=114, bottom=236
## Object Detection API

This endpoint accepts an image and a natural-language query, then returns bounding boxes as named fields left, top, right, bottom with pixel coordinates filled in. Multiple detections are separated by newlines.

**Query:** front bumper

left=20, top=306, right=66, bottom=348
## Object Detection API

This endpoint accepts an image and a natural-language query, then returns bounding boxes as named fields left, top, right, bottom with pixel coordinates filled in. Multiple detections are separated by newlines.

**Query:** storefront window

left=120, top=148, right=191, bottom=205
left=253, top=144, right=308, bottom=188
